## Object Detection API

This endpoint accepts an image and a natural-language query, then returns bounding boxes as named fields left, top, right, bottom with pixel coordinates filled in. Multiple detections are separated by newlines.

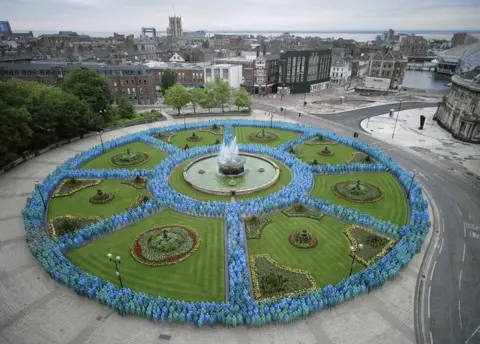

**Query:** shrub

left=212, top=123, right=218, bottom=130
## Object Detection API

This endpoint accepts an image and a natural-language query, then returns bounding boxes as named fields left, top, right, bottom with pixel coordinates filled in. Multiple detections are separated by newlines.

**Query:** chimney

left=256, top=46, right=260, bottom=58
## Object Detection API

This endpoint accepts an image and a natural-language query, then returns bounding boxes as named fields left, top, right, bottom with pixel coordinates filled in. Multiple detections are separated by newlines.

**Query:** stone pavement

left=360, top=107, right=480, bottom=176
left=0, top=113, right=429, bottom=344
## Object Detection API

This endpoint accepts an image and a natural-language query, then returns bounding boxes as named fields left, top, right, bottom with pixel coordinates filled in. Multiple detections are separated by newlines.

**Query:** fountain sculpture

left=217, top=137, right=247, bottom=176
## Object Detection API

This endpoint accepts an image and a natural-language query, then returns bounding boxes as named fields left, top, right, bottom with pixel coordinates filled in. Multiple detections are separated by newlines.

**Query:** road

left=253, top=101, right=480, bottom=344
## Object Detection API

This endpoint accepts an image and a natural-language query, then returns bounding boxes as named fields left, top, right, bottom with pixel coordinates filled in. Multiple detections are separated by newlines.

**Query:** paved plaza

left=0, top=112, right=430, bottom=344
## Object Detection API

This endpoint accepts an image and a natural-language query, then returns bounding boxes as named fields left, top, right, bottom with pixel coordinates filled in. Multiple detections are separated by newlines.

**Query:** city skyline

left=2, top=0, right=480, bottom=32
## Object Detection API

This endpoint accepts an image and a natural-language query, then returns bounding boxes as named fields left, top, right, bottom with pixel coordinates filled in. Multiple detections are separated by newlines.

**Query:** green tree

left=161, top=69, right=177, bottom=95
left=233, top=88, right=252, bottom=111
left=213, top=79, right=231, bottom=112
left=188, top=87, right=204, bottom=114
left=163, top=83, right=190, bottom=115
left=117, top=96, right=135, bottom=119
left=198, top=83, right=217, bottom=112
left=61, top=68, right=113, bottom=124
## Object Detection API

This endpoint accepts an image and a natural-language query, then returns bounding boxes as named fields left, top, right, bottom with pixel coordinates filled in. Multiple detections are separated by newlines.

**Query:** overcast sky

left=2, top=0, right=479, bottom=32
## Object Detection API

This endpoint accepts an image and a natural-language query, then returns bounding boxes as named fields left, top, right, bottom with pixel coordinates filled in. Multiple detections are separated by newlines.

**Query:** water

left=184, top=155, right=278, bottom=195
left=402, top=70, right=451, bottom=92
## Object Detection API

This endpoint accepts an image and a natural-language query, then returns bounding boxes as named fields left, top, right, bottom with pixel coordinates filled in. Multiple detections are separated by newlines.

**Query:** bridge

left=407, top=61, right=437, bottom=71
left=407, top=56, right=436, bottom=63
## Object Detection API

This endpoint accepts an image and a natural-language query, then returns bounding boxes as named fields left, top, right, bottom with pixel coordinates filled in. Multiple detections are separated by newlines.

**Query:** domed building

left=434, top=67, right=480, bottom=143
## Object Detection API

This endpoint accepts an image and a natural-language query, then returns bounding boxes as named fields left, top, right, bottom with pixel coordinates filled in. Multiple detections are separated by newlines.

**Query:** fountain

left=217, top=137, right=247, bottom=176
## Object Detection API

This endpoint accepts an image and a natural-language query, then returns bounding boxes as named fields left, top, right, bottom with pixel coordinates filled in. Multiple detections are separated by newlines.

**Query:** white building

left=205, top=64, right=243, bottom=89
left=330, top=56, right=351, bottom=85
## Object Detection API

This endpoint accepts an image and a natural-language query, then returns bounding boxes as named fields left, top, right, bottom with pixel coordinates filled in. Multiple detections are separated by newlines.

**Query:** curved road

left=254, top=101, right=480, bottom=344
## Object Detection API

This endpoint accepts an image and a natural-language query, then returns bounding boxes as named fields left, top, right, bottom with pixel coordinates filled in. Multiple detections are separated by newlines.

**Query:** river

left=402, top=70, right=451, bottom=93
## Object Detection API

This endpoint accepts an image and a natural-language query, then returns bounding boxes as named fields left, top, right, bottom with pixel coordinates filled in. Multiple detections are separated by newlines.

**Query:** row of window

left=0, top=69, right=53, bottom=76
left=113, top=79, right=148, bottom=87
left=96, top=69, right=151, bottom=76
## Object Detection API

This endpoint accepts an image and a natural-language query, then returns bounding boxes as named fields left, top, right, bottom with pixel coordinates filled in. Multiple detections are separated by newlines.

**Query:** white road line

left=466, top=325, right=480, bottom=344
left=430, top=331, right=434, bottom=344
left=428, top=285, right=431, bottom=318
left=459, top=300, right=463, bottom=329
left=442, top=221, right=445, bottom=233
left=430, top=260, right=437, bottom=281
left=439, top=238, right=444, bottom=254
left=459, top=269, right=463, bottom=290
left=464, top=226, right=467, bottom=238
left=462, top=243, right=466, bottom=263
left=464, top=192, right=471, bottom=200
left=419, top=172, right=429, bottom=181
left=456, top=204, right=463, bottom=216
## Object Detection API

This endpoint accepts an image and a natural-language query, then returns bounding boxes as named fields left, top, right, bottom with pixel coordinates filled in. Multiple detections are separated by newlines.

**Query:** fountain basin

left=182, top=153, right=280, bottom=196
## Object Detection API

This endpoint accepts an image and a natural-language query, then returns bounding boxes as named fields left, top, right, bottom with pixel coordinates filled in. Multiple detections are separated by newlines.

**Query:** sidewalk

left=360, top=108, right=480, bottom=176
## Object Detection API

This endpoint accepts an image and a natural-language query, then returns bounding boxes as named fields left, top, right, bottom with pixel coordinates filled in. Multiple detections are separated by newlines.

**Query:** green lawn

left=168, top=128, right=224, bottom=149
left=106, top=110, right=164, bottom=126
left=248, top=213, right=362, bottom=288
left=48, top=180, right=146, bottom=220
left=81, top=142, right=168, bottom=170
left=234, top=126, right=301, bottom=147
left=294, top=142, right=360, bottom=165
left=67, top=209, right=225, bottom=302
left=311, top=173, right=408, bottom=226
left=168, top=157, right=292, bottom=202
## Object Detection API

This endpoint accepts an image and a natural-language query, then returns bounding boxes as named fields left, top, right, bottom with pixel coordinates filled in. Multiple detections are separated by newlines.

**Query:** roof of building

left=437, top=41, right=480, bottom=63
left=331, top=56, right=348, bottom=67
left=452, top=67, right=480, bottom=91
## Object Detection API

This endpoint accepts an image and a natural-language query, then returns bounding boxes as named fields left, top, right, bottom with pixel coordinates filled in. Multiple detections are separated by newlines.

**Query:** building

left=167, top=16, right=183, bottom=38
left=205, top=64, right=243, bottom=89
left=348, top=59, right=369, bottom=78
left=330, top=56, right=351, bottom=85
left=0, top=21, right=11, bottom=37
left=343, top=43, right=361, bottom=58
left=0, top=61, right=66, bottom=85
left=434, top=67, right=480, bottom=143
left=387, top=29, right=395, bottom=42
left=145, top=61, right=206, bottom=88
left=253, top=53, right=280, bottom=94
left=37, top=31, right=90, bottom=47
left=400, top=35, right=428, bottom=57
left=436, top=41, right=480, bottom=75
left=214, top=57, right=254, bottom=90
left=452, top=33, right=467, bottom=47
left=279, top=49, right=331, bottom=93
left=364, top=50, right=407, bottom=90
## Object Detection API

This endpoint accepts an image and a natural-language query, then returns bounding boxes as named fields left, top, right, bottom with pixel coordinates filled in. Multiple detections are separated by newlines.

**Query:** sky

left=2, top=0, right=480, bottom=33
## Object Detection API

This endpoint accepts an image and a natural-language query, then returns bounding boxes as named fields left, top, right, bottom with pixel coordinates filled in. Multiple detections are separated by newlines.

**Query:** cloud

left=2, top=0, right=479, bottom=33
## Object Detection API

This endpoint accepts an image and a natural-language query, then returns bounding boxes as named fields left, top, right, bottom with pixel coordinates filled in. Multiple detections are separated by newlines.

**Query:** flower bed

left=318, top=147, right=335, bottom=156
left=109, top=152, right=151, bottom=167
left=48, top=214, right=101, bottom=239
left=200, top=125, right=224, bottom=135
left=347, top=152, right=375, bottom=164
left=153, top=132, right=176, bottom=143
left=305, top=136, right=337, bottom=145
left=88, top=189, right=115, bottom=204
left=128, top=193, right=151, bottom=210
left=250, top=254, right=317, bottom=301
left=281, top=204, right=324, bottom=221
left=131, top=225, right=200, bottom=266
left=288, top=230, right=318, bottom=248
left=53, top=178, right=101, bottom=197
left=121, top=177, right=147, bottom=189
left=332, top=180, right=383, bottom=203
left=185, top=132, right=203, bottom=142
left=244, top=215, right=272, bottom=239
left=247, top=130, right=279, bottom=142
left=345, top=226, right=397, bottom=266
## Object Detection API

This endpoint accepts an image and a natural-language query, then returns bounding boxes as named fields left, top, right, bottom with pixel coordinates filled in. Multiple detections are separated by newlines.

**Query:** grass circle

left=109, top=152, right=151, bottom=167
left=131, top=225, right=200, bottom=266
left=332, top=180, right=383, bottom=203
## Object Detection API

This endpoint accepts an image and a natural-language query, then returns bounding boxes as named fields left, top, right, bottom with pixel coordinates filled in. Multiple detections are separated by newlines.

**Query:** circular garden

left=23, top=119, right=429, bottom=328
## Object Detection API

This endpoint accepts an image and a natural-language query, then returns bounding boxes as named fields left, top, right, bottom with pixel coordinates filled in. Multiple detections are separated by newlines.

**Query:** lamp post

left=34, top=180, right=47, bottom=210
left=183, top=111, right=186, bottom=130
left=349, top=244, right=363, bottom=277
left=407, top=169, right=417, bottom=197
left=391, top=100, right=402, bottom=139
left=107, top=253, right=124, bottom=288
left=97, top=131, right=105, bottom=153
left=270, top=112, right=274, bottom=128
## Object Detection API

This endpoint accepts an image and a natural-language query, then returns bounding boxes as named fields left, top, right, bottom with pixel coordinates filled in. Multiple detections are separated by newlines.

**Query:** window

left=223, top=68, right=229, bottom=78
left=214, top=68, right=220, bottom=79
left=126, top=80, right=129, bottom=84
left=206, top=68, right=212, bottom=78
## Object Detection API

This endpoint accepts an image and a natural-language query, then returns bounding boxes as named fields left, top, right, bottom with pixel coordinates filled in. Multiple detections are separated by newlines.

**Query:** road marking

left=464, top=226, right=467, bottom=238
left=419, top=172, right=429, bottom=181
left=459, top=300, right=463, bottom=330
left=428, top=285, right=431, bottom=318
left=430, top=260, right=437, bottom=281
left=456, top=204, right=463, bottom=216
left=429, top=331, right=433, bottom=344
left=442, top=221, right=445, bottom=233
left=464, top=192, right=471, bottom=200
left=462, top=243, right=466, bottom=262
left=466, top=325, right=480, bottom=344
left=459, top=269, right=462, bottom=290
left=439, top=238, right=444, bottom=254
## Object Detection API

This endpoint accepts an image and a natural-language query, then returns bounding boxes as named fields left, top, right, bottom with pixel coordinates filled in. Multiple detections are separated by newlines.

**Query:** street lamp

left=34, top=180, right=47, bottom=210
left=270, top=112, right=274, bottom=128
left=349, top=244, right=363, bottom=277
left=97, top=131, right=105, bottom=153
left=107, top=253, right=124, bottom=288
left=392, top=100, right=403, bottom=139
left=407, top=169, right=417, bottom=197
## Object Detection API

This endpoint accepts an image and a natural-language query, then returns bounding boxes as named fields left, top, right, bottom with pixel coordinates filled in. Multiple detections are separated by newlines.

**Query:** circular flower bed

left=332, top=180, right=383, bottom=203
left=289, top=229, right=318, bottom=248
left=131, top=225, right=200, bottom=266
left=109, top=150, right=150, bottom=167
left=186, top=132, right=202, bottom=142
left=88, top=189, right=115, bottom=204
left=248, top=129, right=279, bottom=142
left=318, top=146, right=334, bottom=156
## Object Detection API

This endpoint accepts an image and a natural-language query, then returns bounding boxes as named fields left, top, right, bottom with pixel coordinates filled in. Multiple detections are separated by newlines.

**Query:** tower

left=167, top=16, right=183, bottom=38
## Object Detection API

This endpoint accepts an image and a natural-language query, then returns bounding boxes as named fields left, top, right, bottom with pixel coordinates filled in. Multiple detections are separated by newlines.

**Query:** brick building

left=145, top=61, right=206, bottom=89
left=400, top=35, right=428, bottom=57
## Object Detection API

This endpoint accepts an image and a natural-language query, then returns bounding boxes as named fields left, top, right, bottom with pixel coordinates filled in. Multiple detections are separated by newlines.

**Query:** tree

left=188, top=87, right=204, bottom=115
left=161, top=69, right=177, bottom=95
left=61, top=68, right=113, bottom=124
left=117, top=96, right=135, bottom=119
left=233, top=88, right=252, bottom=111
left=198, top=83, right=217, bottom=113
left=213, top=79, right=231, bottom=112
left=163, top=83, right=190, bottom=115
